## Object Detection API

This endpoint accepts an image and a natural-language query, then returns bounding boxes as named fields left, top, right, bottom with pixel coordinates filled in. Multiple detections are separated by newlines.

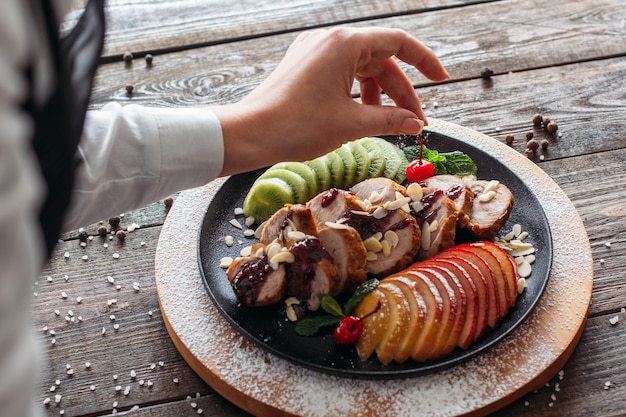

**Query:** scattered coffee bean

left=526, top=139, right=539, bottom=151
left=532, top=113, right=543, bottom=126
left=109, top=217, right=121, bottom=229
left=547, top=121, right=558, bottom=134
left=116, top=230, right=126, bottom=241
left=145, top=54, right=153, bottom=65
left=541, top=139, right=550, bottom=149
left=164, top=197, right=174, bottom=208
left=525, top=131, right=534, bottom=141
left=125, top=84, right=134, bottom=95
left=542, top=116, right=551, bottom=127
left=524, top=148, right=535, bottom=159
left=480, top=67, right=494, bottom=79
left=122, top=52, right=133, bottom=63
left=98, top=225, right=108, bottom=237
left=505, top=134, right=514, bottom=145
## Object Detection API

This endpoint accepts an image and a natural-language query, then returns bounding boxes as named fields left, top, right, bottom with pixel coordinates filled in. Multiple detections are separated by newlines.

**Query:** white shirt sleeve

left=62, top=103, right=224, bottom=231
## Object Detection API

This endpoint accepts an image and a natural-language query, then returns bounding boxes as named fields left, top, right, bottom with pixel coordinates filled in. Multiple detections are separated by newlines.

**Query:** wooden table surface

left=33, top=1, right=626, bottom=416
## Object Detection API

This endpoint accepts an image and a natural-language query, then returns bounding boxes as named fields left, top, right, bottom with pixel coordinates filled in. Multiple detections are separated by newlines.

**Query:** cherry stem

left=418, top=132, right=424, bottom=164
left=360, top=300, right=382, bottom=321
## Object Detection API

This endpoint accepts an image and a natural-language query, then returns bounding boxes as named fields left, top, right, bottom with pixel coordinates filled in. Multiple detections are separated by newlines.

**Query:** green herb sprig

left=295, top=278, right=379, bottom=337
left=403, top=145, right=478, bottom=177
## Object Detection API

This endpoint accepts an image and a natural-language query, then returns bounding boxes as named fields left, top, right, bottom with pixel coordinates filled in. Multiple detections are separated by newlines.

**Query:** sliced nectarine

left=353, top=288, right=388, bottom=361
left=475, top=241, right=519, bottom=307
left=375, top=282, right=411, bottom=365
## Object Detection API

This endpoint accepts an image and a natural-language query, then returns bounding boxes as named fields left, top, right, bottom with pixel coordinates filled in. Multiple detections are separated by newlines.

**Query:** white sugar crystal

left=43, top=398, right=50, bottom=405
left=107, top=276, right=115, bottom=283
left=112, top=253, right=120, bottom=259
left=90, top=385, right=96, bottom=391
left=130, top=370, right=137, bottom=378
left=54, top=394, right=62, bottom=403
left=64, top=252, right=70, bottom=259
left=173, top=378, right=179, bottom=384
left=115, top=385, right=122, bottom=392
left=124, top=386, right=131, bottom=396
left=61, top=292, right=67, bottom=299
left=609, top=316, right=619, bottom=325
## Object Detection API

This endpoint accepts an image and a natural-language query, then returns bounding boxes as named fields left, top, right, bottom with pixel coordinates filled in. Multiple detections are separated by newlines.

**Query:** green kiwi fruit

left=258, top=168, right=310, bottom=202
left=343, top=141, right=371, bottom=183
left=304, top=158, right=332, bottom=192
left=319, top=152, right=345, bottom=190
left=358, top=137, right=403, bottom=180
left=242, top=177, right=296, bottom=223
left=269, top=162, right=318, bottom=200
left=333, top=145, right=357, bottom=188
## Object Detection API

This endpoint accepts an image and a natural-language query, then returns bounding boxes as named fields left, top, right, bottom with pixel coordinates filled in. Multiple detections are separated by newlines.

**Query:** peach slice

left=386, top=275, right=441, bottom=363
left=405, top=268, right=458, bottom=360
left=474, top=241, right=519, bottom=307
left=438, top=247, right=499, bottom=329
left=414, top=265, right=466, bottom=357
left=381, top=278, right=426, bottom=364
left=353, top=288, right=388, bottom=361
left=375, top=282, right=412, bottom=365
left=421, top=258, right=478, bottom=349
left=438, top=255, right=489, bottom=343
left=461, top=242, right=510, bottom=318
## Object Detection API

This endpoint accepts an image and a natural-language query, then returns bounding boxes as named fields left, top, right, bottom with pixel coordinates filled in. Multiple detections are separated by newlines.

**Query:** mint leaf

left=295, top=315, right=342, bottom=336
left=344, top=278, right=379, bottom=316
left=319, top=294, right=344, bottom=317
left=403, top=145, right=477, bottom=177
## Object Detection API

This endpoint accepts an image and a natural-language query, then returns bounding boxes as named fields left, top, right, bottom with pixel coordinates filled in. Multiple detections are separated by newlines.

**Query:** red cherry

left=333, top=316, right=364, bottom=344
left=406, top=159, right=435, bottom=183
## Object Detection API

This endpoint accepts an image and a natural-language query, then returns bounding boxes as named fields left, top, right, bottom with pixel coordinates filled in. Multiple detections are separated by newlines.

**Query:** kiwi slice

left=258, top=168, right=310, bottom=202
left=269, top=162, right=318, bottom=200
left=333, top=145, right=357, bottom=188
left=318, top=152, right=345, bottom=190
left=344, top=141, right=371, bottom=183
left=363, top=145, right=386, bottom=178
left=304, top=158, right=332, bottom=192
left=359, top=137, right=403, bottom=181
left=243, top=177, right=296, bottom=223
left=391, top=145, right=409, bottom=184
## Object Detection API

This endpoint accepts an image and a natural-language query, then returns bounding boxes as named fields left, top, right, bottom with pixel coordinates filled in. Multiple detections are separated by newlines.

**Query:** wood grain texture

left=89, top=0, right=626, bottom=108
left=62, top=0, right=492, bottom=57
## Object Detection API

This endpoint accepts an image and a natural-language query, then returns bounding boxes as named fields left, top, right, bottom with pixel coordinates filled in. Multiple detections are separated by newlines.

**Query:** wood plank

left=493, top=312, right=626, bottom=417
left=61, top=0, right=493, bottom=57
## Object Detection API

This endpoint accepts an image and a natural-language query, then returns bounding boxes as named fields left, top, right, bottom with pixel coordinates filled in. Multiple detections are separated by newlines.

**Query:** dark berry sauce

left=232, top=257, right=274, bottom=306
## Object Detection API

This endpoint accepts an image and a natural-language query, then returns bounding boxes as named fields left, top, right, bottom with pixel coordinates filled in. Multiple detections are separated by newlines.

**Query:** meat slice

left=287, top=237, right=339, bottom=311
left=260, top=204, right=319, bottom=246
left=306, top=188, right=364, bottom=228
left=413, top=188, right=459, bottom=259
left=318, top=225, right=368, bottom=295
left=347, top=208, right=421, bottom=277
left=466, top=180, right=514, bottom=241
left=350, top=177, right=407, bottom=207
left=420, top=175, right=474, bottom=228
left=227, top=251, right=287, bottom=307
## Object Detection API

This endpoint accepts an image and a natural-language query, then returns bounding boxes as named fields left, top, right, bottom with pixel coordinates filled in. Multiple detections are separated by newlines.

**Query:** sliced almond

left=372, top=207, right=388, bottom=219
left=477, top=190, right=497, bottom=203
left=265, top=242, right=282, bottom=260
left=254, top=221, right=267, bottom=239
left=429, top=219, right=439, bottom=233
left=366, top=251, right=379, bottom=261
left=483, top=180, right=500, bottom=194
left=363, top=236, right=383, bottom=253
left=219, top=257, right=234, bottom=269
left=325, top=221, right=351, bottom=230
left=270, top=251, right=295, bottom=265
left=381, top=239, right=392, bottom=257
left=384, top=196, right=411, bottom=211
left=517, top=277, right=527, bottom=294
left=406, top=183, right=423, bottom=202
left=383, top=230, right=399, bottom=249
left=286, top=230, right=307, bottom=242
left=518, top=260, right=532, bottom=278
left=240, top=245, right=253, bottom=257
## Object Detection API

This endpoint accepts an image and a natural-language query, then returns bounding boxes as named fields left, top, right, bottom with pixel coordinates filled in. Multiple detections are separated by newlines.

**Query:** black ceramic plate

left=197, top=131, right=552, bottom=379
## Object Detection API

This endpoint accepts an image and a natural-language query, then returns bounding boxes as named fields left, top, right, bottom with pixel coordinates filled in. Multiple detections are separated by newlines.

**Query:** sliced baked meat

left=318, top=225, right=368, bottom=295
left=227, top=253, right=287, bottom=307
left=260, top=204, right=318, bottom=246
left=307, top=188, right=364, bottom=227
left=413, top=188, right=459, bottom=259
left=287, top=237, right=339, bottom=311
left=347, top=208, right=421, bottom=277
left=350, top=177, right=407, bottom=207
left=420, top=175, right=474, bottom=228
left=466, top=180, right=514, bottom=241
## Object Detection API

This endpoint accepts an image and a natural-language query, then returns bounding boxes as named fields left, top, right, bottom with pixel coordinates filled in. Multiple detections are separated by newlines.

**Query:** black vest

left=25, top=0, right=105, bottom=256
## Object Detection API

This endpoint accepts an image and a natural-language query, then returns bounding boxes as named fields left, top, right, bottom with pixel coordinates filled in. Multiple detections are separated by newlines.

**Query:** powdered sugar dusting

left=155, top=119, right=592, bottom=417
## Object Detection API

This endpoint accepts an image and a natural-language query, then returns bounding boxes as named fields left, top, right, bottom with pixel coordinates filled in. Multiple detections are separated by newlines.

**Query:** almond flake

left=229, top=219, right=243, bottom=229
left=372, top=207, right=388, bottom=219
left=363, top=237, right=383, bottom=253
left=270, top=251, right=295, bottom=264
left=219, top=257, right=234, bottom=269
left=406, top=183, right=423, bottom=202
left=325, top=221, right=351, bottom=230
left=477, top=190, right=497, bottom=203
left=366, top=251, right=378, bottom=261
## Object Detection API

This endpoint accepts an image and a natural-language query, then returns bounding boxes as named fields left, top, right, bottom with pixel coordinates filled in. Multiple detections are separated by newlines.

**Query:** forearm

left=62, top=103, right=224, bottom=231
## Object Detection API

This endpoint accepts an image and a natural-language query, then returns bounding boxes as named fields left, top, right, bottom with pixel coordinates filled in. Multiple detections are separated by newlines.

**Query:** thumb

left=352, top=104, right=426, bottom=137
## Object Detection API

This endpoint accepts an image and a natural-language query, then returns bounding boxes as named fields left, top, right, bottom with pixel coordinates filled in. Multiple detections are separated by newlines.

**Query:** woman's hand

left=212, top=27, right=449, bottom=176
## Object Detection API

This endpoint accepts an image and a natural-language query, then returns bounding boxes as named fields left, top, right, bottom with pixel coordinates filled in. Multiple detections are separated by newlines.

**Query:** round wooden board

left=155, top=119, right=593, bottom=417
